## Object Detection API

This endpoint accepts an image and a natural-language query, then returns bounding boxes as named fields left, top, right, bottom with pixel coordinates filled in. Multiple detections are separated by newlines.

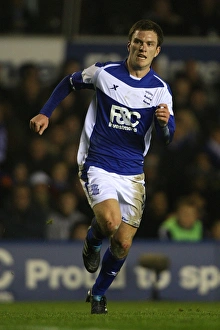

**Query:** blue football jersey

left=70, top=60, right=175, bottom=176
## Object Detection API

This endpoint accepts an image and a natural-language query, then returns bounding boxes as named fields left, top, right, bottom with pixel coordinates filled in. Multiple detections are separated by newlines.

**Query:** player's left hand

left=155, top=104, right=170, bottom=127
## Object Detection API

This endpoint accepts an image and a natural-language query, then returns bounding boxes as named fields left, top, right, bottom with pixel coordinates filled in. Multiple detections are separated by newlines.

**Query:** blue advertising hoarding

left=0, top=241, right=220, bottom=302
left=66, top=39, right=220, bottom=85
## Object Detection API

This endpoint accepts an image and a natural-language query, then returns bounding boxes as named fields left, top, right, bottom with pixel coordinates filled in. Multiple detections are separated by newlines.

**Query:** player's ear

left=154, top=46, right=161, bottom=58
left=127, top=42, right=131, bottom=52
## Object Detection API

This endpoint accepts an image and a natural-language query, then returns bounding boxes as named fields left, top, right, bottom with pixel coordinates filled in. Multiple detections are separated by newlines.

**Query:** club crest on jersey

left=90, top=184, right=99, bottom=196
left=143, top=90, right=153, bottom=105
left=109, top=105, right=141, bottom=132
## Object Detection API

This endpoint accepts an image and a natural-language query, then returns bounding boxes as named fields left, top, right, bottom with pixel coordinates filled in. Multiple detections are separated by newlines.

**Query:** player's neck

left=126, top=60, right=150, bottom=78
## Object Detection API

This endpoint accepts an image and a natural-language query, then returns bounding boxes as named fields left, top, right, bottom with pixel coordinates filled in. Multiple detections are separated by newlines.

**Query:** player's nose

left=139, top=42, right=146, bottom=51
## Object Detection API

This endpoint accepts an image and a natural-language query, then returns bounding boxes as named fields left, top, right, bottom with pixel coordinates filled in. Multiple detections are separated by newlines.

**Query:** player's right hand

left=29, top=114, right=49, bottom=135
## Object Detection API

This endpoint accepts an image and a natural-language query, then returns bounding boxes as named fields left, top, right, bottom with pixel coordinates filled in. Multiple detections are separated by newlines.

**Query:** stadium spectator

left=209, top=219, right=220, bottom=240
left=46, top=123, right=68, bottom=157
left=188, top=0, right=220, bottom=37
left=203, top=124, right=220, bottom=169
left=0, top=0, right=63, bottom=34
left=49, top=161, right=71, bottom=197
left=69, top=220, right=90, bottom=241
left=1, top=183, right=46, bottom=240
left=46, top=190, right=89, bottom=240
left=189, top=87, right=218, bottom=135
left=11, top=63, right=48, bottom=133
left=158, top=108, right=201, bottom=208
left=185, top=152, right=217, bottom=201
left=184, top=59, right=205, bottom=88
left=158, top=196, right=204, bottom=241
left=136, top=190, right=170, bottom=239
left=29, top=170, right=54, bottom=215
left=0, top=161, right=30, bottom=208
left=170, top=72, right=192, bottom=109
left=61, top=141, right=79, bottom=176
left=143, top=152, right=161, bottom=196
left=25, top=136, right=56, bottom=175
left=0, top=0, right=39, bottom=34
left=12, top=161, right=29, bottom=184
left=1, top=96, right=27, bottom=168
left=142, top=0, right=184, bottom=36
left=0, top=1, right=219, bottom=37
left=186, top=191, right=209, bottom=231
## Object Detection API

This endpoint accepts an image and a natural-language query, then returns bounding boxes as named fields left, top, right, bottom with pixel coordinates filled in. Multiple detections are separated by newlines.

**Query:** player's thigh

left=93, top=198, right=122, bottom=234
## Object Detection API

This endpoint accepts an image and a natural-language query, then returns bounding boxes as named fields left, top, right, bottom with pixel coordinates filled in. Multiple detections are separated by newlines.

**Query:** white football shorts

left=79, top=166, right=146, bottom=228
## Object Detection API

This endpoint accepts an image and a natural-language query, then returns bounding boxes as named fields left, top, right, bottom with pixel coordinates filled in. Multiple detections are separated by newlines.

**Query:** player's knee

left=104, top=219, right=120, bottom=236
left=111, top=236, right=132, bottom=259
left=97, top=214, right=120, bottom=237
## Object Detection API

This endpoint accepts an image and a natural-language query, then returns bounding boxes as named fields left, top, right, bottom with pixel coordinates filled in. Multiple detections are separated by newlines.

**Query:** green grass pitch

left=0, top=300, right=220, bottom=330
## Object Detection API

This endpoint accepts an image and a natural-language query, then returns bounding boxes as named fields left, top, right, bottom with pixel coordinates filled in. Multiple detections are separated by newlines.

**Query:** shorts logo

left=90, top=184, right=99, bottom=196
left=109, top=105, right=141, bottom=132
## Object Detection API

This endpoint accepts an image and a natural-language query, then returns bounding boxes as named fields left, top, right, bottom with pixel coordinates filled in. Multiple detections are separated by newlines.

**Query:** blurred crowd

left=81, top=0, right=220, bottom=38
left=138, top=58, right=220, bottom=241
left=0, top=56, right=219, bottom=243
left=0, top=59, right=95, bottom=241
left=0, top=0, right=219, bottom=243
left=0, top=0, right=219, bottom=37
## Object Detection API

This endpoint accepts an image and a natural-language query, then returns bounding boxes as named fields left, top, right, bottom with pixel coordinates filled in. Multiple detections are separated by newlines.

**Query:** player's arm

left=29, top=75, right=73, bottom=135
left=154, top=104, right=175, bottom=145
left=154, top=82, right=175, bottom=145
left=29, top=67, right=96, bottom=135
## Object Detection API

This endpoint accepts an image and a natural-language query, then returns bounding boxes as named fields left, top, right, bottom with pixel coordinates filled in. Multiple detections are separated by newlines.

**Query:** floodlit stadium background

left=0, top=0, right=219, bottom=302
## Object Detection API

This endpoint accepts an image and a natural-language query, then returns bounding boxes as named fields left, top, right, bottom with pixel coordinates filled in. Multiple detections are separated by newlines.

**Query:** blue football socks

left=92, top=246, right=126, bottom=297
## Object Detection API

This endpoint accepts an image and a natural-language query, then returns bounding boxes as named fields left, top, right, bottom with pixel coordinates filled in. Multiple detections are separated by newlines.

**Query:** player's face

left=127, top=30, right=161, bottom=77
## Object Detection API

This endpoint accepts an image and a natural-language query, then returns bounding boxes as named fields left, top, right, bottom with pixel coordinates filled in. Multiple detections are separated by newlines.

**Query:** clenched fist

left=155, top=104, right=170, bottom=127
left=29, top=114, right=49, bottom=135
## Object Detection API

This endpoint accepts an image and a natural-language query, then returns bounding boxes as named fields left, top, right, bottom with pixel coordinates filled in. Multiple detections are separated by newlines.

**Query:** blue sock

left=87, top=218, right=105, bottom=249
left=92, top=247, right=126, bottom=297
